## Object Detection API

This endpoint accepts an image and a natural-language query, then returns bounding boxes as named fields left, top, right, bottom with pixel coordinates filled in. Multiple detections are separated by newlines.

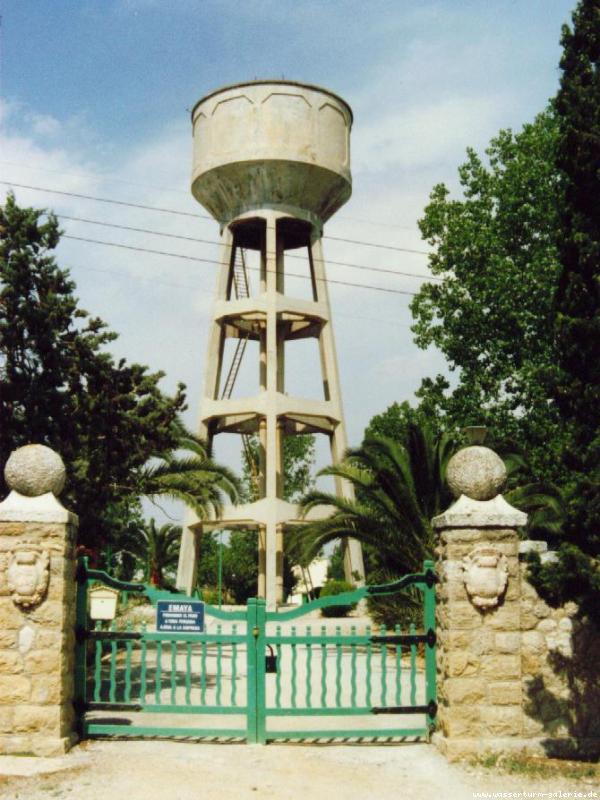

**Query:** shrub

left=365, top=570, right=423, bottom=629
left=201, top=587, right=221, bottom=605
left=319, top=579, right=357, bottom=618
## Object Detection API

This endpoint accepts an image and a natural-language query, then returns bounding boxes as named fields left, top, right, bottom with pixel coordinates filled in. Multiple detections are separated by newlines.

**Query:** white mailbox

left=89, top=585, right=119, bottom=621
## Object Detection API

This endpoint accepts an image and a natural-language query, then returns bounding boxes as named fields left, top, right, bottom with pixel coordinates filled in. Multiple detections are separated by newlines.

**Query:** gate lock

left=265, top=644, right=278, bottom=673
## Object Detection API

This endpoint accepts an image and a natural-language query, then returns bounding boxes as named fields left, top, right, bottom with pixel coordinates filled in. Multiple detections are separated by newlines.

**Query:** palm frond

left=132, top=421, right=241, bottom=522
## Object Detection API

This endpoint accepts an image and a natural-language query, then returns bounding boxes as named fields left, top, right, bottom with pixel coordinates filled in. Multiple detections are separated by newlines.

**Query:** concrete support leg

left=176, top=520, right=200, bottom=595
left=258, top=418, right=267, bottom=499
left=176, top=228, right=232, bottom=592
left=258, top=525, right=266, bottom=599
left=276, top=524, right=284, bottom=604
left=265, top=519, right=277, bottom=610
left=342, top=537, right=366, bottom=586
left=312, top=233, right=366, bottom=588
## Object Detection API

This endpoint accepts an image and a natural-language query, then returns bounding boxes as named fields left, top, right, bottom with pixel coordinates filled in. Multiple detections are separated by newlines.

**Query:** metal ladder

left=221, top=248, right=250, bottom=399
left=220, top=248, right=260, bottom=496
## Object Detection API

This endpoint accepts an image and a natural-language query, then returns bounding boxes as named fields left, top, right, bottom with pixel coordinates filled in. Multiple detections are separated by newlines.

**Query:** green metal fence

left=74, top=558, right=437, bottom=743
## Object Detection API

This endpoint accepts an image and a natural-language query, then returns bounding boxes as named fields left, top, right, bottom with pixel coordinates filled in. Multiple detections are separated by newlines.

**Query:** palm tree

left=292, top=425, right=456, bottom=577
left=502, top=452, right=567, bottom=542
left=102, top=423, right=240, bottom=582
left=292, top=423, right=566, bottom=614
left=289, top=425, right=455, bottom=625
left=124, top=519, right=181, bottom=588
left=136, top=426, right=240, bottom=519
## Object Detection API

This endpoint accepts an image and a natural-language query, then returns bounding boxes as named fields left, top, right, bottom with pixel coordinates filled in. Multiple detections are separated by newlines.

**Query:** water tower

left=176, top=81, right=365, bottom=608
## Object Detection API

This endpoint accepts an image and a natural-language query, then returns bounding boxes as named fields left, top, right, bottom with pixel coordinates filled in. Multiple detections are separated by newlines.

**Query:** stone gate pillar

left=432, top=443, right=528, bottom=761
left=0, top=445, right=78, bottom=756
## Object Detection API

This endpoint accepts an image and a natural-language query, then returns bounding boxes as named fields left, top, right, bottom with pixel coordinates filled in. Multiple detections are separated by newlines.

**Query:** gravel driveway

left=1, top=740, right=598, bottom=800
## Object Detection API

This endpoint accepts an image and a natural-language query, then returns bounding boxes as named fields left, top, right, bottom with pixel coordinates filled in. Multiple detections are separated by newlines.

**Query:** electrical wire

left=56, top=213, right=442, bottom=283
left=0, top=160, right=420, bottom=231
left=61, top=234, right=420, bottom=297
left=0, top=180, right=430, bottom=256
left=65, top=261, right=414, bottom=327
left=1, top=181, right=201, bottom=218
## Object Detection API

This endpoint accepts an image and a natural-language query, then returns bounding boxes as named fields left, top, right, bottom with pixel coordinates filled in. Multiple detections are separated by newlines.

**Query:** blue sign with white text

left=156, top=600, right=205, bottom=633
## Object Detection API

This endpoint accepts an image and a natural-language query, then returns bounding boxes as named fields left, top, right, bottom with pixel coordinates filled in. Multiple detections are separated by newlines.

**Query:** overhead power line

left=1, top=181, right=201, bottom=218
left=0, top=160, right=420, bottom=232
left=0, top=181, right=431, bottom=257
left=65, top=261, right=414, bottom=328
left=61, top=234, right=420, bottom=297
left=56, top=213, right=442, bottom=283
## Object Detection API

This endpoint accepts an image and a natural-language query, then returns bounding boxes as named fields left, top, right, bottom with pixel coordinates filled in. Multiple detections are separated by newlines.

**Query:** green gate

left=74, top=558, right=437, bottom=743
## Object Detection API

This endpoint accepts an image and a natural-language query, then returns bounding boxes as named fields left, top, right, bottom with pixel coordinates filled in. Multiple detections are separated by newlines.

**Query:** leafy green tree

left=0, top=194, right=187, bottom=553
left=224, top=530, right=259, bottom=603
left=364, top=401, right=433, bottom=442
left=410, top=109, right=565, bottom=481
left=327, top=543, right=345, bottom=581
left=240, top=434, right=315, bottom=502
left=528, top=0, right=600, bottom=624
left=195, top=530, right=220, bottom=592
left=195, top=529, right=258, bottom=604
left=283, top=435, right=316, bottom=502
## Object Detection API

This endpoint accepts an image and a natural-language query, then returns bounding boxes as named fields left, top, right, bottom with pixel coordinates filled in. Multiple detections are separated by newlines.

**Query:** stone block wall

left=434, top=526, right=528, bottom=761
left=434, top=528, right=600, bottom=761
left=519, top=546, right=600, bottom=759
left=431, top=441, right=599, bottom=761
left=0, top=518, right=78, bottom=756
left=434, top=528, right=600, bottom=760
left=0, top=446, right=78, bottom=756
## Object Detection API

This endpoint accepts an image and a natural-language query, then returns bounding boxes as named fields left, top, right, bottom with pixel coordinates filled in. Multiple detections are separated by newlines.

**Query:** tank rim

left=190, top=79, right=353, bottom=124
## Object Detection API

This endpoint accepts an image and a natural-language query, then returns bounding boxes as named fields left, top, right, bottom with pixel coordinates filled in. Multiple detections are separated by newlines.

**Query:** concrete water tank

left=190, top=80, right=352, bottom=227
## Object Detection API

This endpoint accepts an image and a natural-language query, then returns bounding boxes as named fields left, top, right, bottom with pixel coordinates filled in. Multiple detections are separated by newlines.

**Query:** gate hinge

left=75, top=625, right=88, bottom=644
left=72, top=697, right=86, bottom=716
left=424, top=569, right=438, bottom=588
left=75, top=561, right=88, bottom=585
left=425, top=628, right=436, bottom=648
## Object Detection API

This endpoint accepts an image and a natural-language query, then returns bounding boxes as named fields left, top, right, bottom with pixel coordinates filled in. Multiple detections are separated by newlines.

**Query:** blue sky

left=4, top=1, right=571, bottom=150
left=1, top=0, right=575, bottom=491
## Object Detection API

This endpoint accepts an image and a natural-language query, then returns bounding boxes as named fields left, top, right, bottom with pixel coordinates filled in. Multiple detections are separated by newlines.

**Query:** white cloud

left=353, top=92, right=512, bottom=175
left=30, top=113, right=61, bottom=137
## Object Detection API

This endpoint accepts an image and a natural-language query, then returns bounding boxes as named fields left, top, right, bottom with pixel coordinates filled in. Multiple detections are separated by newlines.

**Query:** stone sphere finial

left=446, top=445, right=507, bottom=501
left=4, top=445, right=66, bottom=497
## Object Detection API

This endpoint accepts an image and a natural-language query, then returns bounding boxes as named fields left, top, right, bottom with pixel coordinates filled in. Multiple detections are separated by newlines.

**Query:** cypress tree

left=529, top=0, right=600, bottom=622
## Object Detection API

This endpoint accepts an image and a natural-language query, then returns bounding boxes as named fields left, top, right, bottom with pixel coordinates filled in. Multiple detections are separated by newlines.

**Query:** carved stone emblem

left=7, top=544, right=50, bottom=608
left=462, top=546, right=508, bottom=609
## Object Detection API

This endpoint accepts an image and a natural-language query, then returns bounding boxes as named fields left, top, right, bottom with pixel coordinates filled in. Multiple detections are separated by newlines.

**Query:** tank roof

left=191, top=79, right=353, bottom=124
